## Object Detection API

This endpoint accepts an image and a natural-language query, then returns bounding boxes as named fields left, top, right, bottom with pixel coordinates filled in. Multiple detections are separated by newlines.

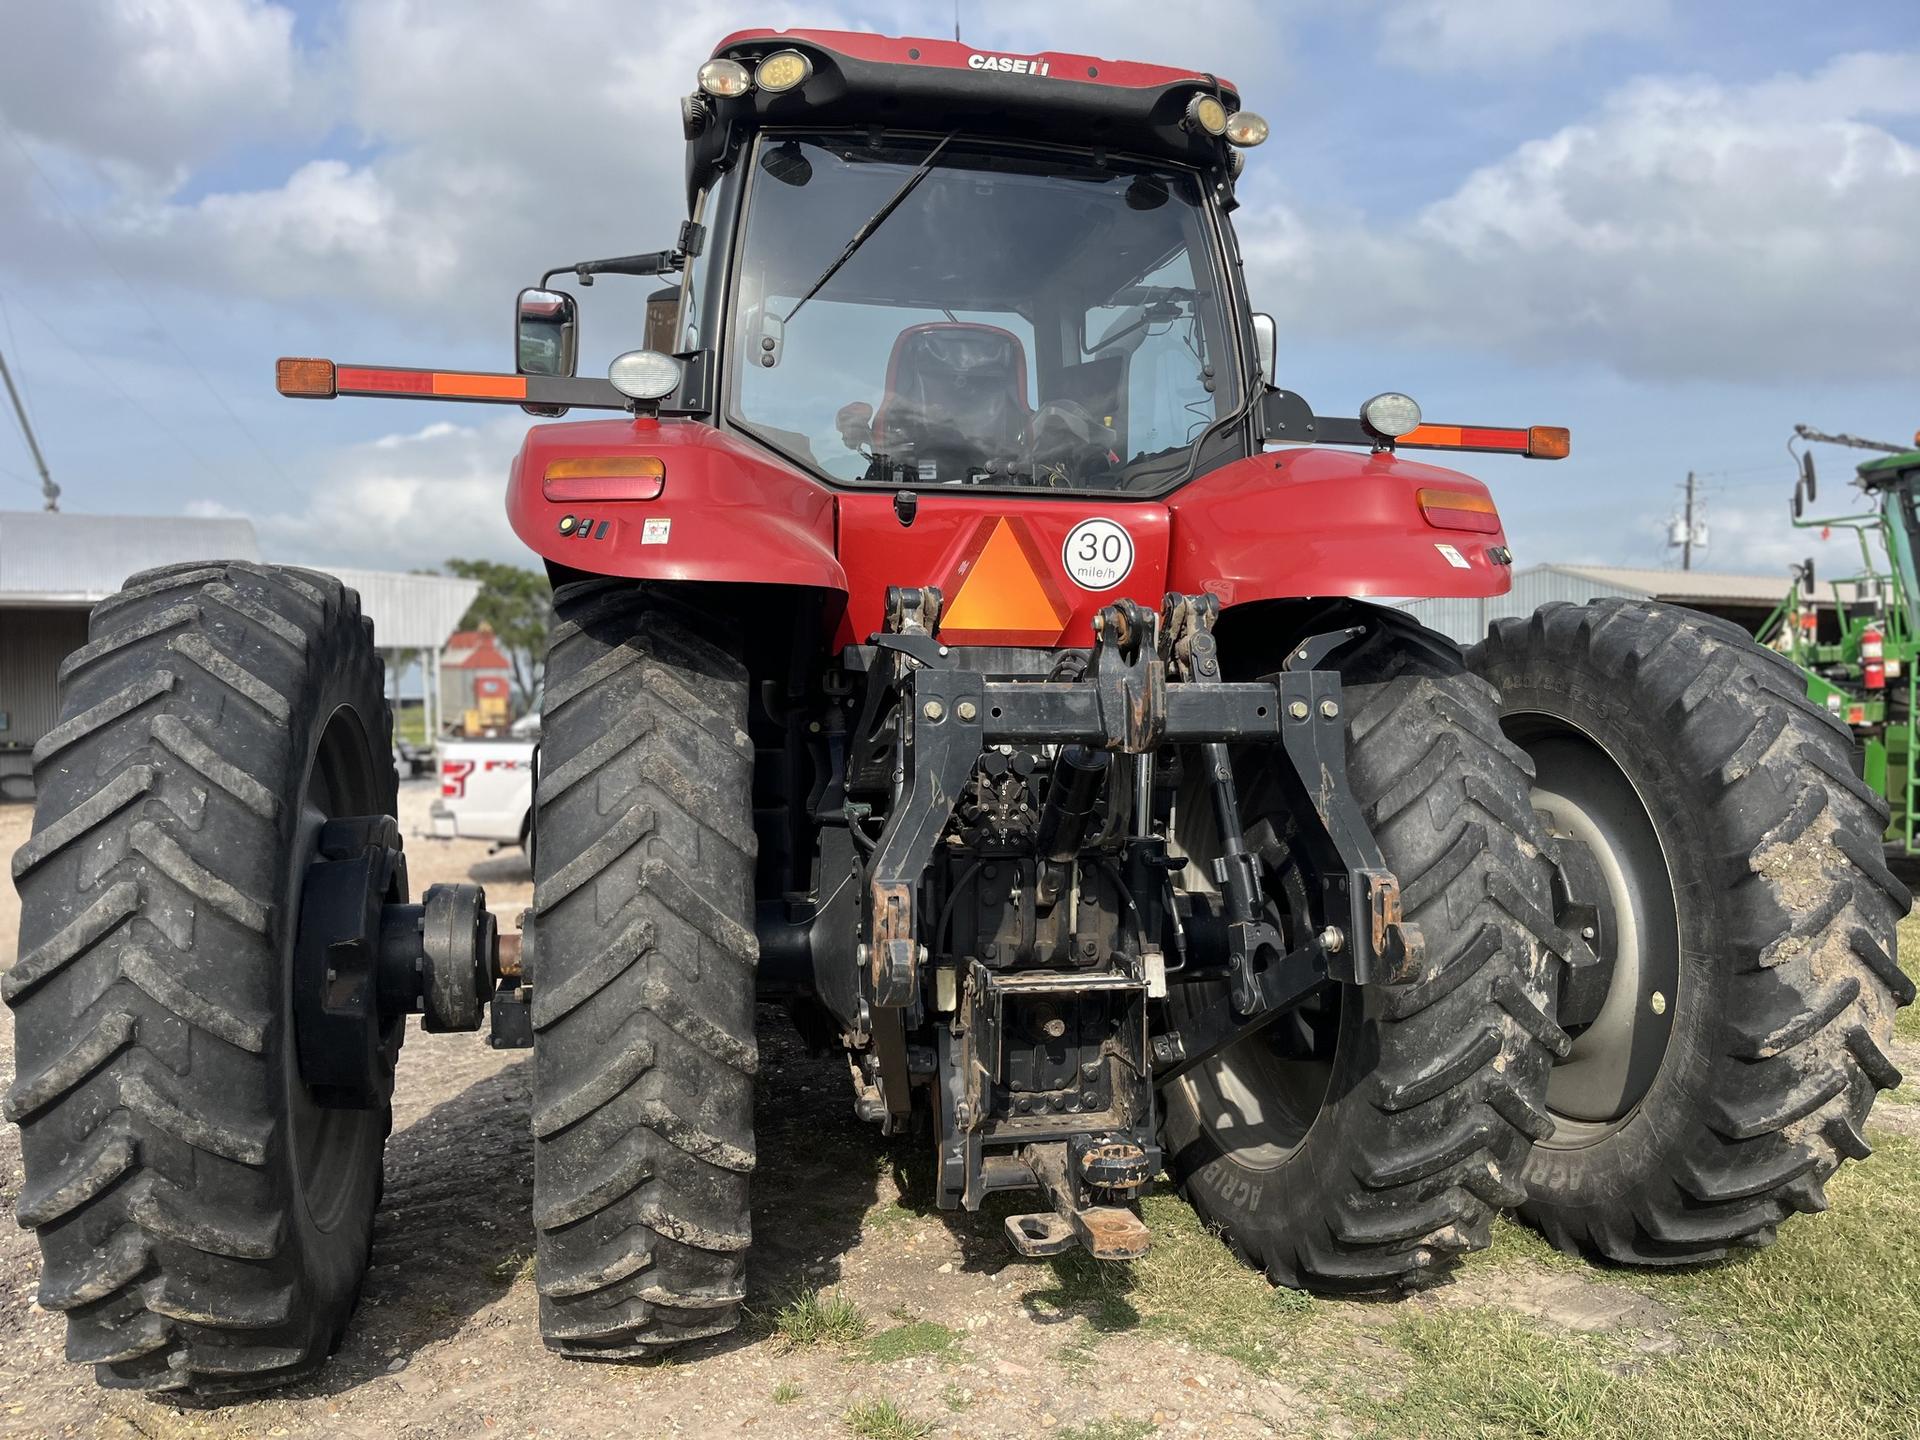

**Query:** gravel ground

left=0, top=785, right=1912, bottom=1439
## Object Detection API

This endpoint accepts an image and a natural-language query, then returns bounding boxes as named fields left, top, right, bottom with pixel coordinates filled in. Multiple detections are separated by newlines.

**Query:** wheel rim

left=1509, top=715, right=1680, bottom=1147
left=286, top=704, right=385, bottom=1232
left=1186, top=992, right=1341, bottom=1169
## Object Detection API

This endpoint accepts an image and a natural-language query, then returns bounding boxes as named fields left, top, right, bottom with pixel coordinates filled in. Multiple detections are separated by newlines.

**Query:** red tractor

left=10, top=30, right=1909, bottom=1393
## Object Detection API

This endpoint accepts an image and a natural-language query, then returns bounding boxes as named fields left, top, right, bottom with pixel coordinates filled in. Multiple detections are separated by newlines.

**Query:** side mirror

left=1793, top=479, right=1804, bottom=519
left=1801, top=556, right=1817, bottom=596
left=1251, top=312, right=1277, bottom=387
left=517, top=287, right=577, bottom=418
left=1801, top=450, right=1817, bottom=502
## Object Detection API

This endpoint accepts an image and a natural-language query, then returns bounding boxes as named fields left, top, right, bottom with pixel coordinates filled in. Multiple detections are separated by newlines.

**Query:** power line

left=0, top=456, right=40, bottom=489
left=0, top=288, right=39, bottom=429
left=5, top=285, right=234, bottom=485
left=0, top=115, right=299, bottom=490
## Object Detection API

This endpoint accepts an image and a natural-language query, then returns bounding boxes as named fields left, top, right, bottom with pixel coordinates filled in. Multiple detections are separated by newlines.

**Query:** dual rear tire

left=1165, top=599, right=1910, bottom=1287
left=8, top=562, right=395, bottom=1391
left=1472, top=599, right=1911, bottom=1262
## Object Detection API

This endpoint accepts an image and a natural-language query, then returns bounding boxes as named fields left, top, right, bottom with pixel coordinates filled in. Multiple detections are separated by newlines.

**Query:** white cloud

left=1375, top=0, right=1668, bottom=73
left=95, top=0, right=858, bottom=327
left=0, top=0, right=304, bottom=182
left=1249, top=51, right=1920, bottom=382
left=212, top=415, right=529, bottom=570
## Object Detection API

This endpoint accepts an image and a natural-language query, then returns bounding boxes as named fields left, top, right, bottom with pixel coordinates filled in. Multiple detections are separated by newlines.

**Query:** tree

left=442, top=558, right=553, bottom=710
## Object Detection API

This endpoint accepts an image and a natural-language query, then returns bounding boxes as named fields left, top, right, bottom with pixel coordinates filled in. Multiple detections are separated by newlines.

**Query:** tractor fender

left=507, top=417, right=847, bottom=593
left=1165, top=446, right=1512, bottom=606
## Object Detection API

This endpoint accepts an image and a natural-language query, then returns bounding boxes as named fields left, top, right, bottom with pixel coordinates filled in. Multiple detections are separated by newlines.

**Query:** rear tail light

left=1416, top=487, right=1501, bottom=534
left=542, top=456, right=666, bottom=502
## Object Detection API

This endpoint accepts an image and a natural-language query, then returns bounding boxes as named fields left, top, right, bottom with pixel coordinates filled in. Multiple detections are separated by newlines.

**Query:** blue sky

left=0, top=0, right=1916, bottom=576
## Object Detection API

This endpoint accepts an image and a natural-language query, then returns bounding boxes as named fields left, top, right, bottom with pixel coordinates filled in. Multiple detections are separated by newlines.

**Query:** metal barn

left=0, top=512, right=479, bottom=800
left=1396, top=563, right=1842, bottom=648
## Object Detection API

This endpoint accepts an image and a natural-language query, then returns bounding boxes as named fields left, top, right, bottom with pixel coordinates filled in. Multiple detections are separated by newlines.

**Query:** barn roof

left=0, top=510, right=260, bottom=604
left=0, top=511, right=480, bottom=652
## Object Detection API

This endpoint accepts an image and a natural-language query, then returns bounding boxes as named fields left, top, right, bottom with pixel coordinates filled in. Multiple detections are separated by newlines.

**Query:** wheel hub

left=1524, top=730, right=1681, bottom=1142
left=293, top=814, right=499, bottom=1108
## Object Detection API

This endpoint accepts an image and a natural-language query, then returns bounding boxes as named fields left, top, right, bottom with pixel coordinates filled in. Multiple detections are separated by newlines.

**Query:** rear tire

left=1471, top=599, right=1913, bottom=1263
left=7, top=561, right=394, bottom=1392
left=529, top=581, right=758, bottom=1357
left=1161, top=618, right=1567, bottom=1289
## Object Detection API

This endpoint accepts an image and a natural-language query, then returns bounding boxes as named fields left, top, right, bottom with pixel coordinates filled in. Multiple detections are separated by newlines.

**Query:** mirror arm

left=542, top=250, right=682, bottom=289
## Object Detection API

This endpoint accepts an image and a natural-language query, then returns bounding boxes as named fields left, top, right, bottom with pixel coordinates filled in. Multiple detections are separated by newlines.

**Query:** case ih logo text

left=968, top=52, right=1050, bottom=76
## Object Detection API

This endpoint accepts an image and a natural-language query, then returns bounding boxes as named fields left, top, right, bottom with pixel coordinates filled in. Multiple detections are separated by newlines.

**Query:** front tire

left=1161, top=618, right=1566, bottom=1289
left=1471, top=599, right=1913, bottom=1263
left=7, top=562, right=394, bottom=1392
left=529, top=581, right=758, bottom=1357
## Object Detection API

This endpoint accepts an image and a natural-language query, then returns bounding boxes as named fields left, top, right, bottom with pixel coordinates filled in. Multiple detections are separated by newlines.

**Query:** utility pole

left=0, top=345, right=58, bottom=511
left=1681, top=470, right=1695, bottom=571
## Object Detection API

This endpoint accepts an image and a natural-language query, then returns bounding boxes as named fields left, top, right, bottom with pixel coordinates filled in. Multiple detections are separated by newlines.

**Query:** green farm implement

left=1764, top=424, right=1920, bottom=859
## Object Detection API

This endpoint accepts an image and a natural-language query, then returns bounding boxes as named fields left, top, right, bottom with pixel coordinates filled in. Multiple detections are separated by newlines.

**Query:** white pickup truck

left=428, top=735, right=536, bottom=850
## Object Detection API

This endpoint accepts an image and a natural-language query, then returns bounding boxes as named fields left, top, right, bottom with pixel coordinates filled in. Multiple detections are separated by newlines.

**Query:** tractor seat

left=871, top=322, right=1031, bottom=479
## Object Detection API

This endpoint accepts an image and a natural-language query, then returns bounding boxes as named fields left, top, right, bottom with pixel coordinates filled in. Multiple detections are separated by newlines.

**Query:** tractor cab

left=536, top=31, right=1274, bottom=499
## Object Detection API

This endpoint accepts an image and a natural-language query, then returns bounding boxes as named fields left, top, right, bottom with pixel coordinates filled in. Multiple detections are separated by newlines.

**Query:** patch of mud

left=1438, top=1267, right=1682, bottom=1353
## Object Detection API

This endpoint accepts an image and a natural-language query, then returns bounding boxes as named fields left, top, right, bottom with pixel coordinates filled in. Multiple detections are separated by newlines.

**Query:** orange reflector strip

left=1401, top=424, right=1528, bottom=452
left=332, top=366, right=528, bottom=401
left=276, top=357, right=336, bottom=397
left=434, top=371, right=525, bottom=399
left=942, top=517, right=1072, bottom=643
left=1527, top=425, right=1571, bottom=459
left=542, top=456, right=666, bottom=502
left=1417, top=487, right=1500, bottom=534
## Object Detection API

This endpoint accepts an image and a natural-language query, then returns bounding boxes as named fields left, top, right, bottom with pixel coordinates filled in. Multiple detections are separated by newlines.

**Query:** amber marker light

left=1417, top=487, right=1501, bottom=533
left=1527, top=426, right=1571, bottom=459
left=542, top=455, right=666, bottom=502
left=276, top=357, right=336, bottom=397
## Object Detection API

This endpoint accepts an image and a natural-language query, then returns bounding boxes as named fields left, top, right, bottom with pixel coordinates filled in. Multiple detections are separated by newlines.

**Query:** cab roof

left=686, top=30, right=1247, bottom=205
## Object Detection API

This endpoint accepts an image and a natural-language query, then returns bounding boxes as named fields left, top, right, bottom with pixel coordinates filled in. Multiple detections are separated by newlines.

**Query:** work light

left=608, top=350, right=682, bottom=401
left=1360, top=392, right=1422, bottom=439
left=755, top=50, right=812, bottom=92
left=1225, top=111, right=1269, bottom=147
left=697, top=58, right=751, bottom=97
left=1185, top=93, right=1228, bottom=136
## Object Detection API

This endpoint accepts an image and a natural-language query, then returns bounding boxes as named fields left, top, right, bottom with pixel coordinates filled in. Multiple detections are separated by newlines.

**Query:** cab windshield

left=727, top=133, right=1243, bottom=492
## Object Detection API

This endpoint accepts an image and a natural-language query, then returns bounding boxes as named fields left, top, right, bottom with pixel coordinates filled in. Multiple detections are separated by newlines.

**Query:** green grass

left=1016, top=1187, right=1315, bottom=1376
left=843, top=1396, right=936, bottom=1440
left=1056, top=1322, right=1101, bottom=1376
left=1367, top=1134, right=1920, bottom=1439
left=860, top=1319, right=960, bottom=1364
left=486, top=1249, right=534, bottom=1284
left=391, top=705, right=428, bottom=747
left=1896, top=912, right=1920, bottom=1041
left=863, top=1199, right=925, bottom=1232
left=1055, top=1420, right=1159, bottom=1440
left=774, top=1288, right=870, bottom=1349
left=941, top=1382, right=973, bottom=1411
left=772, top=1380, right=803, bottom=1405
